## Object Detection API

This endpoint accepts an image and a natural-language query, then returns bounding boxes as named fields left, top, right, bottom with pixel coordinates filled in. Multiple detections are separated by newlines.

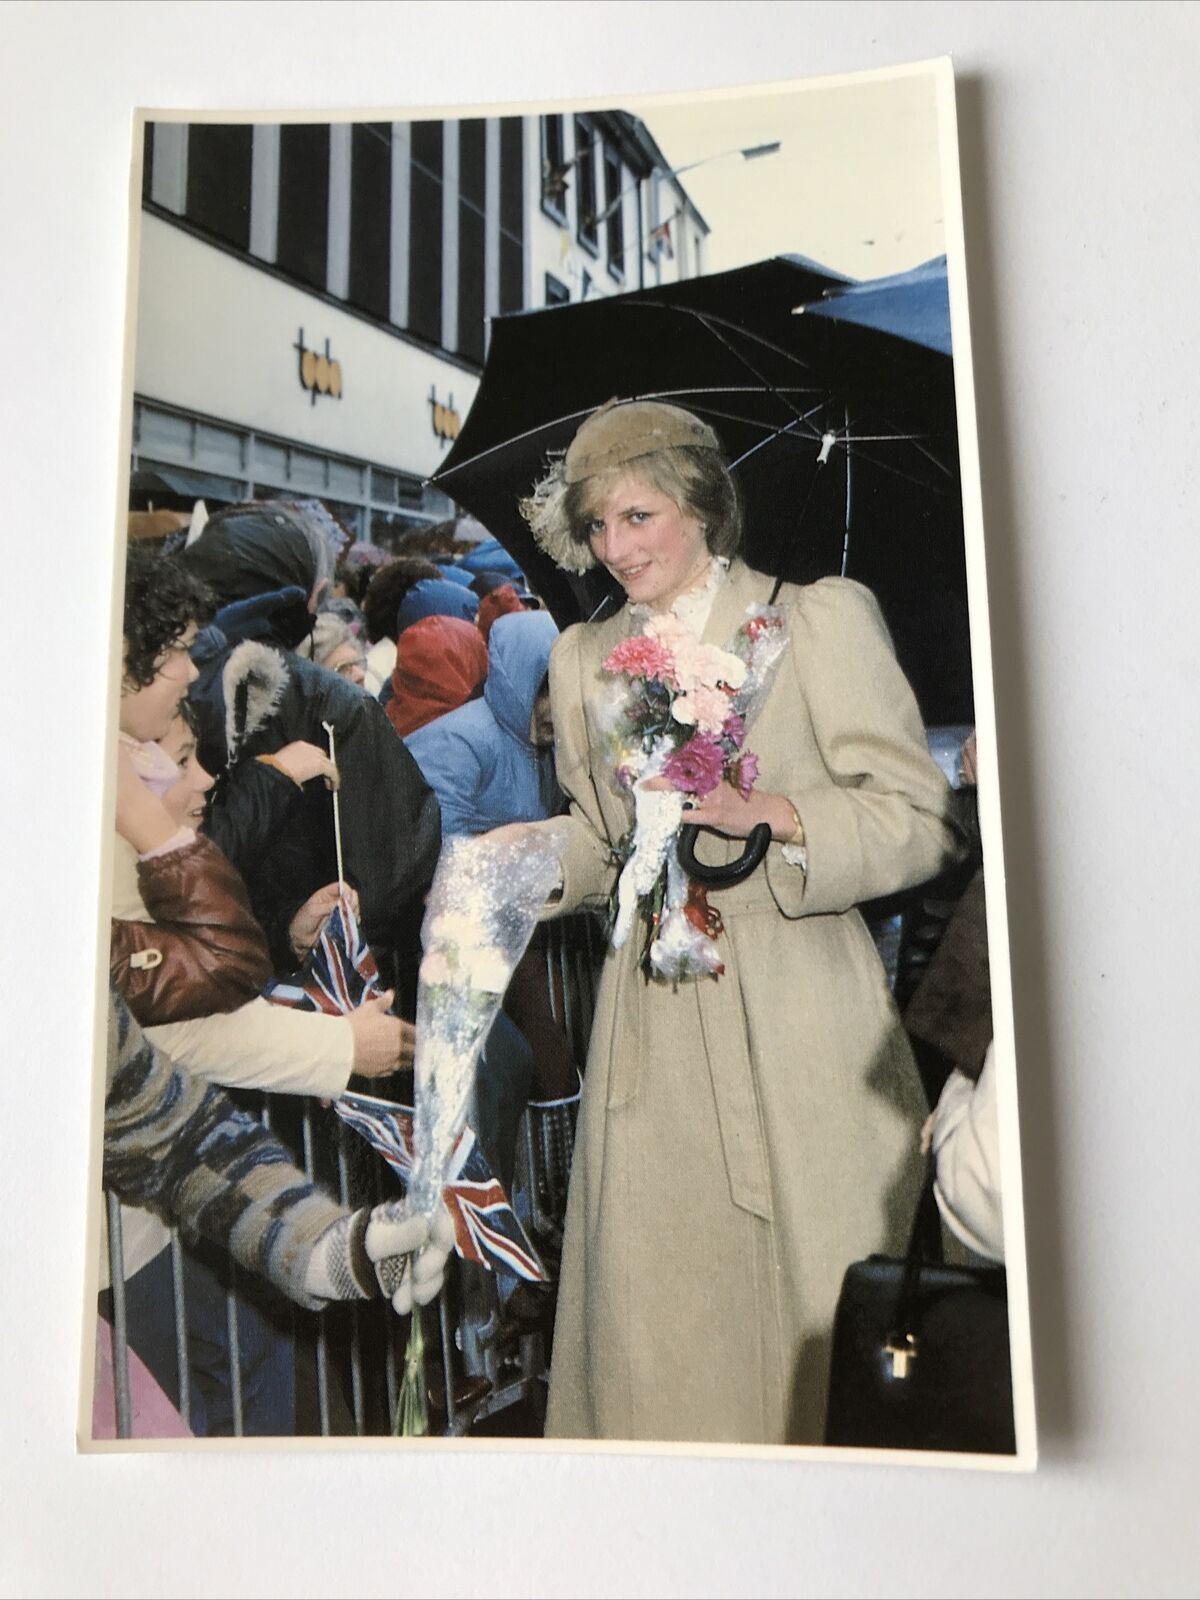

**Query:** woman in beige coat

left=520, top=400, right=964, bottom=1445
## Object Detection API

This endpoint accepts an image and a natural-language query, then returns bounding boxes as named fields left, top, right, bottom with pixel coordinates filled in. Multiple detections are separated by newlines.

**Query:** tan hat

left=563, top=399, right=721, bottom=484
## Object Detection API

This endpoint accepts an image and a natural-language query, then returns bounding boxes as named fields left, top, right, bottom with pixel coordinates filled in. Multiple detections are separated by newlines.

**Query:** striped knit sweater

left=103, top=986, right=349, bottom=1311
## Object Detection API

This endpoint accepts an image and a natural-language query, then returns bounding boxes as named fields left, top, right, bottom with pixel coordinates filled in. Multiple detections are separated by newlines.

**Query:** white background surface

left=2, top=4, right=1197, bottom=1596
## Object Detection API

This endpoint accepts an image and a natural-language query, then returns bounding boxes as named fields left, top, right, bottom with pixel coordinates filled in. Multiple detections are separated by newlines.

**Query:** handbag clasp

left=884, top=1333, right=918, bottom=1380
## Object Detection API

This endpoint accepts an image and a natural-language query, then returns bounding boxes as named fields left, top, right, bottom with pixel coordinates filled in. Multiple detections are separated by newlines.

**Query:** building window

left=574, top=116, right=598, bottom=254
left=457, top=119, right=486, bottom=363
left=408, top=120, right=443, bottom=345
left=603, top=146, right=624, bottom=281
left=348, top=122, right=391, bottom=321
left=185, top=124, right=253, bottom=252
left=499, top=117, right=525, bottom=316
left=276, top=124, right=330, bottom=292
left=132, top=397, right=448, bottom=546
left=541, top=114, right=568, bottom=222
left=544, top=272, right=570, bottom=306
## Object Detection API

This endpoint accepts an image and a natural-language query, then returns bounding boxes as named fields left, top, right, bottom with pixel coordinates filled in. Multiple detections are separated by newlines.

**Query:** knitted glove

left=367, top=1202, right=458, bottom=1317
left=302, top=1203, right=457, bottom=1313
left=303, top=1205, right=430, bottom=1305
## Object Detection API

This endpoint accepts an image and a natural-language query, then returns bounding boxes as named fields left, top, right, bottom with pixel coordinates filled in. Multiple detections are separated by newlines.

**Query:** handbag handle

left=885, top=1162, right=944, bottom=1374
left=677, top=821, right=773, bottom=887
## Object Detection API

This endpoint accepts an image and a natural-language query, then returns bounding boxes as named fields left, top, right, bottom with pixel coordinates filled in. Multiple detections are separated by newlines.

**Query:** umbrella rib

left=841, top=404, right=956, bottom=480
left=434, top=391, right=827, bottom=479
left=906, top=434, right=957, bottom=481
left=628, top=299, right=824, bottom=380
left=680, top=309, right=819, bottom=429
left=431, top=404, right=606, bottom=479
left=843, top=439, right=954, bottom=493
left=726, top=408, right=830, bottom=471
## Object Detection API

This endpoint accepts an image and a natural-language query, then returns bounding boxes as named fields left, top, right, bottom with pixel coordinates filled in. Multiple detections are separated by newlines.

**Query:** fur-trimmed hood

left=221, top=639, right=290, bottom=766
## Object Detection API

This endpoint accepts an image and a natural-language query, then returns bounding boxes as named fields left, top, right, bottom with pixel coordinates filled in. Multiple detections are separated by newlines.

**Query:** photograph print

left=85, top=59, right=1034, bottom=1466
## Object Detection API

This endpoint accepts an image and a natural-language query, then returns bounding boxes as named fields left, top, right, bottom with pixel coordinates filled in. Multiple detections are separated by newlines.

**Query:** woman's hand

left=347, top=991, right=416, bottom=1077
left=269, top=740, right=340, bottom=789
left=645, top=777, right=798, bottom=842
left=288, top=881, right=359, bottom=959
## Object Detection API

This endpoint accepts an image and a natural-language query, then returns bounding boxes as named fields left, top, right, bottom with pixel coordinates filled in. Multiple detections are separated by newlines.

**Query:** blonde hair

left=521, top=444, right=742, bottom=575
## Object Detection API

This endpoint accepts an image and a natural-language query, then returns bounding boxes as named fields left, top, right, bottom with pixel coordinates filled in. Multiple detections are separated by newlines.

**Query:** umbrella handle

left=677, top=822, right=773, bottom=887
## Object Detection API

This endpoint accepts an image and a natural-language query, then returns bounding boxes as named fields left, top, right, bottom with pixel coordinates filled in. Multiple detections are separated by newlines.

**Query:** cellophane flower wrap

left=408, top=832, right=563, bottom=1217
left=392, top=829, right=562, bottom=1434
left=599, top=602, right=789, bottom=983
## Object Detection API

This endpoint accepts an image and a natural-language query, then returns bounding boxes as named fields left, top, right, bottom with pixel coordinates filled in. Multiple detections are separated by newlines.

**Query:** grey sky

left=639, top=69, right=946, bottom=281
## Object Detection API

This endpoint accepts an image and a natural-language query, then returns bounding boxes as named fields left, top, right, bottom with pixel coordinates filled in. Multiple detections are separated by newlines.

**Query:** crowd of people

left=98, top=401, right=1003, bottom=1446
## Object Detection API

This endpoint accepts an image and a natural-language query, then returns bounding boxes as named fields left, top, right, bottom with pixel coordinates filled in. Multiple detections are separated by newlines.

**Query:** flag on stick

left=336, top=1090, right=548, bottom=1283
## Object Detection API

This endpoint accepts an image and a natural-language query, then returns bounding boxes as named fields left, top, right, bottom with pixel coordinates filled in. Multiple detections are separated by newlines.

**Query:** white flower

left=419, top=950, right=454, bottom=986
left=461, top=947, right=511, bottom=993
left=671, top=697, right=698, bottom=727
left=426, top=911, right=483, bottom=948
left=709, top=647, right=747, bottom=690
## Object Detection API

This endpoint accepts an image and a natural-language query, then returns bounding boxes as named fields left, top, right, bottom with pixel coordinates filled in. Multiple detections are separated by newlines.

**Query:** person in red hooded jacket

left=385, top=613, right=489, bottom=739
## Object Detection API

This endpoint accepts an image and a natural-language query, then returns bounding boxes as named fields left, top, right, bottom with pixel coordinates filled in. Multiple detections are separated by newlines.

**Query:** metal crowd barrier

left=99, top=913, right=604, bottom=1441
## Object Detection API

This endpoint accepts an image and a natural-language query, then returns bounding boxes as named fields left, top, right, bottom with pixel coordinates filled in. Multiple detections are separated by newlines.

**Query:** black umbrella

left=432, top=256, right=971, bottom=724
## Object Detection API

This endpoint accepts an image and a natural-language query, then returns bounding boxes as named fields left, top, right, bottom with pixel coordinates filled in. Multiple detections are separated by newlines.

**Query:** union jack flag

left=264, top=893, right=382, bottom=1014
left=335, top=1090, right=548, bottom=1284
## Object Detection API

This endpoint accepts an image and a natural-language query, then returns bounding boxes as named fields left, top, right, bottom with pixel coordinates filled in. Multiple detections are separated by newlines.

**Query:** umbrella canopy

left=432, top=256, right=971, bottom=724
left=798, top=255, right=953, bottom=355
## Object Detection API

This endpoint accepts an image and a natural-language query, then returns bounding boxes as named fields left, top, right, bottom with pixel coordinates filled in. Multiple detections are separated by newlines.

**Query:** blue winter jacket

left=404, top=609, right=561, bottom=838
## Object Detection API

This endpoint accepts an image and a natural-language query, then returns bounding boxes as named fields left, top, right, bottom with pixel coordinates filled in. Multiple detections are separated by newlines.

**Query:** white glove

left=303, top=1204, right=442, bottom=1308
left=365, top=1201, right=457, bottom=1316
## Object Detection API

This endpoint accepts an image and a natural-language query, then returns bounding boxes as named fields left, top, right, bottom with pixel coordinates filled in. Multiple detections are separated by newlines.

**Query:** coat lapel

left=700, top=559, right=773, bottom=650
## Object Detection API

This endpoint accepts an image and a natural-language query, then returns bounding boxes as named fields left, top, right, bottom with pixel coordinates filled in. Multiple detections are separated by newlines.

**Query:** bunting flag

left=335, top=1090, right=548, bottom=1283
left=263, top=893, right=382, bottom=1015
left=649, top=218, right=674, bottom=259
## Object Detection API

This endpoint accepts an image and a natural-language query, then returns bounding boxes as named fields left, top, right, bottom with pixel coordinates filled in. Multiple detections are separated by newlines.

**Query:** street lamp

left=584, top=140, right=782, bottom=231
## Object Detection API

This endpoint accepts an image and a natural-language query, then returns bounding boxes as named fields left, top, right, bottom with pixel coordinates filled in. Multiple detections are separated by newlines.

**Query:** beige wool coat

left=542, top=561, right=964, bottom=1445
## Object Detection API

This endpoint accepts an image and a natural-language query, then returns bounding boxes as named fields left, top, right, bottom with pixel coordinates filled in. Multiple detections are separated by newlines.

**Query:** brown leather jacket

left=110, top=835, right=273, bottom=1026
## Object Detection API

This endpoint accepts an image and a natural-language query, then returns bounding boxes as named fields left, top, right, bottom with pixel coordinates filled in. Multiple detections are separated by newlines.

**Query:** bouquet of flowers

left=392, top=829, right=563, bottom=1434
left=599, top=603, right=789, bottom=983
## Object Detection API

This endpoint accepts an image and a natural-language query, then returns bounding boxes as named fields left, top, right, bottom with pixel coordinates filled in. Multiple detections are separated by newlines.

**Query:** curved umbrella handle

left=677, top=822, right=773, bottom=887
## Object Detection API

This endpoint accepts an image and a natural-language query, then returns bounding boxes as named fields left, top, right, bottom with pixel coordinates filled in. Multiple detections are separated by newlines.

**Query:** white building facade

left=133, top=112, right=707, bottom=546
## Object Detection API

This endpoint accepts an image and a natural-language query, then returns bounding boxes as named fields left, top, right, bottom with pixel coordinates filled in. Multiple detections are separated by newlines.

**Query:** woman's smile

left=585, top=476, right=712, bottom=611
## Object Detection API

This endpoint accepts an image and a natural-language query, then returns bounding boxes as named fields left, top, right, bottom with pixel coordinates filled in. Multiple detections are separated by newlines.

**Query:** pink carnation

left=674, top=683, right=733, bottom=735
left=732, top=750, right=760, bottom=800
left=603, top=634, right=676, bottom=684
left=722, top=710, right=747, bottom=747
left=663, top=734, right=727, bottom=799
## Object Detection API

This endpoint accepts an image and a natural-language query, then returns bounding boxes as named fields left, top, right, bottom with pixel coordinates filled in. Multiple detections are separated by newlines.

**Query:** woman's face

left=119, top=625, right=200, bottom=742
left=583, top=473, right=711, bottom=612
left=322, top=640, right=366, bottom=686
left=158, top=715, right=215, bottom=829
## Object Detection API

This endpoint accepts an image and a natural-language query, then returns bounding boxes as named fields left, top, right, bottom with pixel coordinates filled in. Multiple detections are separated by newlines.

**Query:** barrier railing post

left=104, top=1193, right=133, bottom=1440
left=336, top=1119, right=366, bottom=1435
left=301, top=1102, right=331, bottom=1436
left=168, top=1230, right=190, bottom=1426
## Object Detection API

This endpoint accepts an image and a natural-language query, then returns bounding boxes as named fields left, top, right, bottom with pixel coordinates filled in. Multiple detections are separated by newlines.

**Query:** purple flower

left=732, top=750, right=760, bottom=800
left=722, top=711, right=746, bottom=747
left=663, top=734, right=727, bottom=799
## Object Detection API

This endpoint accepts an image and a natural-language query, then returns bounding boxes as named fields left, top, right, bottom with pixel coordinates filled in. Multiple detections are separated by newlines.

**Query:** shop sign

left=430, top=386, right=461, bottom=444
left=294, top=329, right=343, bottom=405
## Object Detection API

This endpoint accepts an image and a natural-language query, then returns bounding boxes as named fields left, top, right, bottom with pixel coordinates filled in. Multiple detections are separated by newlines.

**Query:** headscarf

left=476, top=582, right=527, bottom=643
left=181, top=506, right=319, bottom=607
left=394, top=577, right=478, bottom=636
left=386, top=615, right=488, bottom=738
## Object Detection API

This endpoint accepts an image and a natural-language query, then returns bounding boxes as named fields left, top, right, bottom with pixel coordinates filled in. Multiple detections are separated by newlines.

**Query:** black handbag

left=823, top=1165, right=1017, bottom=1455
